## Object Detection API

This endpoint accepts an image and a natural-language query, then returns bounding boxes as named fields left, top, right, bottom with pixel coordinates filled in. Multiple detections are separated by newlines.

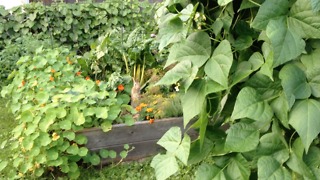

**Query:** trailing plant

left=0, top=47, right=135, bottom=178
left=0, top=0, right=157, bottom=53
left=0, top=35, right=58, bottom=87
left=152, top=0, right=320, bottom=179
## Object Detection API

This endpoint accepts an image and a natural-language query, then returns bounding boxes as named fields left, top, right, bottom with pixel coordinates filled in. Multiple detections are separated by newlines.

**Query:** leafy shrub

left=0, top=0, right=157, bottom=52
left=152, top=0, right=320, bottom=179
left=0, top=35, right=57, bottom=87
left=0, top=47, right=135, bottom=178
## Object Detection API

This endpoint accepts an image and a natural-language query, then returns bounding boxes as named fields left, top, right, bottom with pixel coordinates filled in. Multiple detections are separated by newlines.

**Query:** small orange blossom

left=117, top=84, right=125, bottom=91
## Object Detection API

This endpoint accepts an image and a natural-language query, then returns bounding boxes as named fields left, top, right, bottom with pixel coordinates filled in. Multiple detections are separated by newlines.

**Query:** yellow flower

left=140, top=103, right=147, bottom=107
left=52, top=132, right=60, bottom=141
left=146, top=108, right=153, bottom=113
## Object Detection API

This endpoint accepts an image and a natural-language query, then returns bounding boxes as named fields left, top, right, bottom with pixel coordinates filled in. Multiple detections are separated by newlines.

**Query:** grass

left=0, top=96, right=198, bottom=179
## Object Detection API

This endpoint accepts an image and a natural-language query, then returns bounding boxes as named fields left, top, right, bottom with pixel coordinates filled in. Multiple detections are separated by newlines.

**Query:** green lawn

left=0, top=96, right=197, bottom=179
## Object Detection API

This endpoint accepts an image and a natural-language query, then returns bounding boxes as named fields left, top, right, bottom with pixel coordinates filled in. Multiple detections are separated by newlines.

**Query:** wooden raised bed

left=77, top=117, right=197, bottom=164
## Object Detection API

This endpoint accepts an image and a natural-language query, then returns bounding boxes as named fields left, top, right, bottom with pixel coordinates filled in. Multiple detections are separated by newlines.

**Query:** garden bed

left=77, top=117, right=197, bottom=164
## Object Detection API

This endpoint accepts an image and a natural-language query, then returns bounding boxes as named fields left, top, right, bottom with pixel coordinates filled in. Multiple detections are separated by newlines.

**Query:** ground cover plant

left=0, top=47, right=137, bottom=178
left=152, top=0, right=320, bottom=179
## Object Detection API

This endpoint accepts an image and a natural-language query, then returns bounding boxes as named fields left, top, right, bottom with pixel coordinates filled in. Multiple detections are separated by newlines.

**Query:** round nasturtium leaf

left=90, top=154, right=101, bottom=166
left=63, top=131, right=75, bottom=141
left=99, top=149, right=109, bottom=158
left=66, top=144, right=79, bottom=155
left=74, top=135, right=87, bottom=145
left=78, top=147, right=88, bottom=157
left=109, top=150, right=117, bottom=159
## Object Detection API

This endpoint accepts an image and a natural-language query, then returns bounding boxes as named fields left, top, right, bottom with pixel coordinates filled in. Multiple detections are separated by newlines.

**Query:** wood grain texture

left=77, top=117, right=198, bottom=163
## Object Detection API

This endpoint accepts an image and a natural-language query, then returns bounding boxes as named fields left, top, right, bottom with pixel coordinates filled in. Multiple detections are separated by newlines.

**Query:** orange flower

left=146, top=108, right=153, bottom=113
left=135, top=105, right=142, bottom=112
left=118, top=84, right=124, bottom=91
left=76, top=71, right=81, bottom=76
left=49, top=76, right=54, bottom=81
left=51, top=69, right=55, bottom=73
left=149, top=119, right=155, bottom=124
left=85, top=76, right=90, bottom=80
left=21, top=80, right=26, bottom=86
left=96, top=80, right=101, bottom=85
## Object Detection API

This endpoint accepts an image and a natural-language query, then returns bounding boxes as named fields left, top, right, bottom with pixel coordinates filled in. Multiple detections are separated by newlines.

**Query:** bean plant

left=152, top=0, right=320, bottom=179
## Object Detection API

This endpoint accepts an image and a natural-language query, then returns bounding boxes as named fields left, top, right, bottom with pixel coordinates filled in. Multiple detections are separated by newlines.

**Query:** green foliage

left=0, top=35, right=57, bottom=87
left=0, top=47, right=135, bottom=178
left=153, top=0, right=320, bottom=179
left=0, top=0, right=156, bottom=52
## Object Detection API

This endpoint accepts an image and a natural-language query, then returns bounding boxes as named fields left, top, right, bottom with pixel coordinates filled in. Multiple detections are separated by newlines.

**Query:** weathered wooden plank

left=77, top=117, right=198, bottom=163
left=78, top=117, right=192, bottom=151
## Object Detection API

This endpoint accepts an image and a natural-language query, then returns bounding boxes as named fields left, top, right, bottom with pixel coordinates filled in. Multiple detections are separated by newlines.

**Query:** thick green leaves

left=301, top=49, right=320, bottom=97
left=231, top=52, right=264, bottom=86
left=226, top=154, right=250, bottom=180
left=151, top=154, right=179, bottom=180
left=288, top=0, right=320, bottom=39
left=158, top=17, right=187, bottom=51
left=258, top=156, right=292, bottom=180
left=266, top=17, right=305, bottom=67
left=271, top=93, right=290, bottom=128
left=251, top=0, right=289, bottom=30
left=205, top=40, right=232, bottom=88
left=165, top=31, right=211, bottom=68
left=289, top=99, right=320, bottom=152
left=304, top=146, right=320, bottom=178
left=231, top=87, right=273, bottom=122
left=195, top=163, right=226, bottom=180
left=279, top=63, right=311, bottom=102
left=152, top=127, right=191, bottom=179
left=225, top=122, right=260, bottom=152
left=156, top=60, right=198, bottom=90
left=0, top=161, right=8, bottom=172
left=182, top=79, right=224, bottom=127
left=218, top=0, right=233, bottom=6
left=310, top=0, right=320, bottom=12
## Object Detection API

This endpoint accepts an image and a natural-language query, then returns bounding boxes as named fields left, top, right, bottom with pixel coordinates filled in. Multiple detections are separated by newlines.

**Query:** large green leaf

left=225, top=122, right=259, bottom=152
left=182, top=79, right=224, bottom=127
left=175, top=134, right=191, bottom=165
left=301, top=49, right=320, bottom=97
left=195, top=163, right=226, bottom=180
left=289, top=99, right=320, bottom=152
left=259, top=42, right=274, bottom=81
left=225, top=154, right=250, bottom=180
left=304, top=146, right=320, bottom=179
left=157, top=127, right=181, bottom=152
left=288, top=0, right=320, bottom=39
left=156, top=60, right=197, bottom=90
left=271, top=93, right=290, bottom=128
left=310, top=0, right=320, bottom=12
left=151, top=154, right=179, bottom=180
left=205, top=40, right=233, bottom=88
left=231, top=52, right=264, bottom=86
left=251, top=0, right=289, bottom=30
left=165, top=31, right=211, bottom=68
left=258, top=156, right=292, bottom=180
left=158, top=16, right=187, bottom=51
left=286, top=152, right=315, bottom=179
left=188, top=138, right=213, bottom=165
left=279, top=63, right=311, bottom=102
left=256, top=132, right=289, bottom=163
left=231, top=87, right=273, bottom=122
left=218, top=0, right=233, bottom=6
left=266, top=17, right=305, bottom=67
